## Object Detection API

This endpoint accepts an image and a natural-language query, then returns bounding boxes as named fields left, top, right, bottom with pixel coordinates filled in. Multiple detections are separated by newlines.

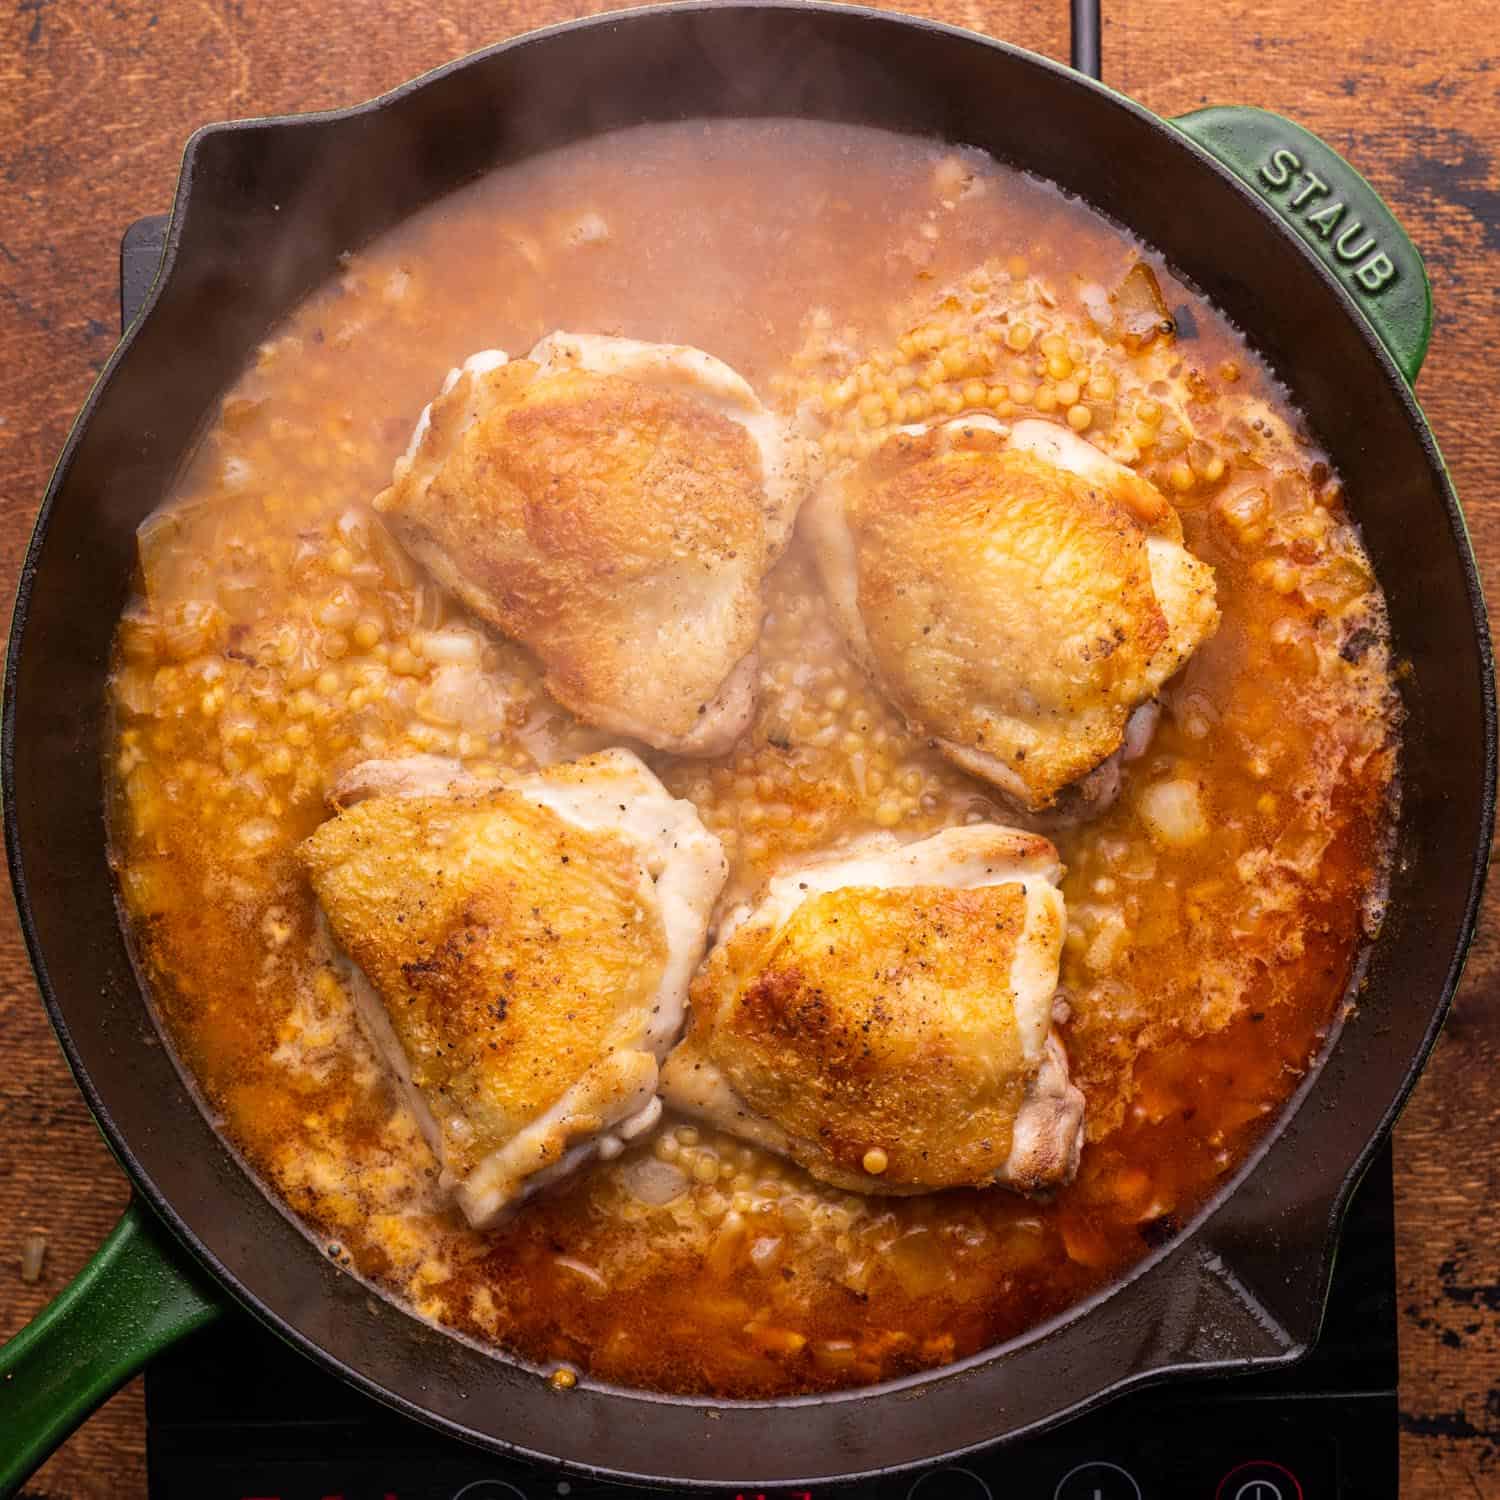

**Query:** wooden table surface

left=2, top=1, right=1496, bottom=1494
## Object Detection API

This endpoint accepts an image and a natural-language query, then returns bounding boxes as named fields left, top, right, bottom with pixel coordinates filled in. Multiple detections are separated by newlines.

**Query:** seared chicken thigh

left=661, top=825, right=1083, bottom=1195
left=300, top=749, right=726, bottom=1227
left=805, top=416, right=1219, bottom=812
left=374, top=332, right=810, bottom=756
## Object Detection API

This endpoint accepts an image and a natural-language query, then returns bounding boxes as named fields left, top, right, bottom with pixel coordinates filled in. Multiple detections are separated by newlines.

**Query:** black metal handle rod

left=1070, top=0, right=1102, bottom=80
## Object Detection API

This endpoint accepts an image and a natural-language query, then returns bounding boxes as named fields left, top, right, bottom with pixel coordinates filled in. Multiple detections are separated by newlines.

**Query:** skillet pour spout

left=0, top=3, right=1492, bottom=1490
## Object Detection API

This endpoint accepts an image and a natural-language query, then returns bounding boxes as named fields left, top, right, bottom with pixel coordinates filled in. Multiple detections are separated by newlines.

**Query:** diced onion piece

left=112, top=666, right=155, bottom=717
left=618, top=1157, right=687, bottom=1206
left=1137, top=779, right=1210, bottom=848
left=1122, top=701, right=1160, bottom=762
left=417, top=629, right=482, bottom=665
left=1085, top=908, right=1130, bottom=974
left=137, top=505, right=205, bottom=604
left=553, top=1255, right=608, bottom=1291
left=1111, top=261, right=1172, bottom=349
left=159, top=599, right=227, bottom=661
left=415, top=663, right=510, bottom=732
left=1214, top=486, right=1270, bottom=547
left=1079, top=281, right=1114, bottom=332
left=748, top=1235, right=784, bottom=1271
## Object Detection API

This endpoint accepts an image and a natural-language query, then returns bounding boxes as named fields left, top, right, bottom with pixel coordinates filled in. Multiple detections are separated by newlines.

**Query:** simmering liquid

left=107, top=120, right=1399, bottom=1396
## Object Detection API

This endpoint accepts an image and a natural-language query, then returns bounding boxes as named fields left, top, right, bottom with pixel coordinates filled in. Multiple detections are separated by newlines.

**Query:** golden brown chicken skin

left=805, top=416, right=1219, bottom=812
left=301, top=748, right=725, bottom=1227
left=661, top=825, right=1083, bottom=1196
left=375, top=334, right=809, bottom=756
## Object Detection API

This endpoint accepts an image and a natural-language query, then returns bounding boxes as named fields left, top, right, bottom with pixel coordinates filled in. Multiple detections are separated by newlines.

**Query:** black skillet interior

left=5, top=2, right=1493, bottom=1487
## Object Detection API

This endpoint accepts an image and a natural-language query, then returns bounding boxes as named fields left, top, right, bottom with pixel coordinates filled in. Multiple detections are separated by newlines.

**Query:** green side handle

left=1171, top=105, right=1433, bottom=385
left=0, top=1199, right=221, bottom=1497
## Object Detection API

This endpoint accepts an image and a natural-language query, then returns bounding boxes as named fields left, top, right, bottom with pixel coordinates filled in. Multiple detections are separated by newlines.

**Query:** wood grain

left=1, top=2, right=1495, bottom=1495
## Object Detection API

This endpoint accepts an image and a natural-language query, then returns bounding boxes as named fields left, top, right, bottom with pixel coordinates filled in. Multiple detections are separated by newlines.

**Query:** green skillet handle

left=0, top=1198, right=221, bottom=1498
left=1171, top=105, right=1433, bottom=384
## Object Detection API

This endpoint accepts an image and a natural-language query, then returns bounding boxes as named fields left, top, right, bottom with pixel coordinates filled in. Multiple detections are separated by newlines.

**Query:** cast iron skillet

left=0, top=2, right=1492, bottom=1491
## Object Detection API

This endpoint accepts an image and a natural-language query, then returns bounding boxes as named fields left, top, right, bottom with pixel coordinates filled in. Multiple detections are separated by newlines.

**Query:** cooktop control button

left=906, top=1465, right=994, bottom=1499
left=1215, top=1461, right=1305, bottom=1500
left=450, top=1482, right=528, bottom=1500
left=1053, top=1460, right=1144, bottom=1500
